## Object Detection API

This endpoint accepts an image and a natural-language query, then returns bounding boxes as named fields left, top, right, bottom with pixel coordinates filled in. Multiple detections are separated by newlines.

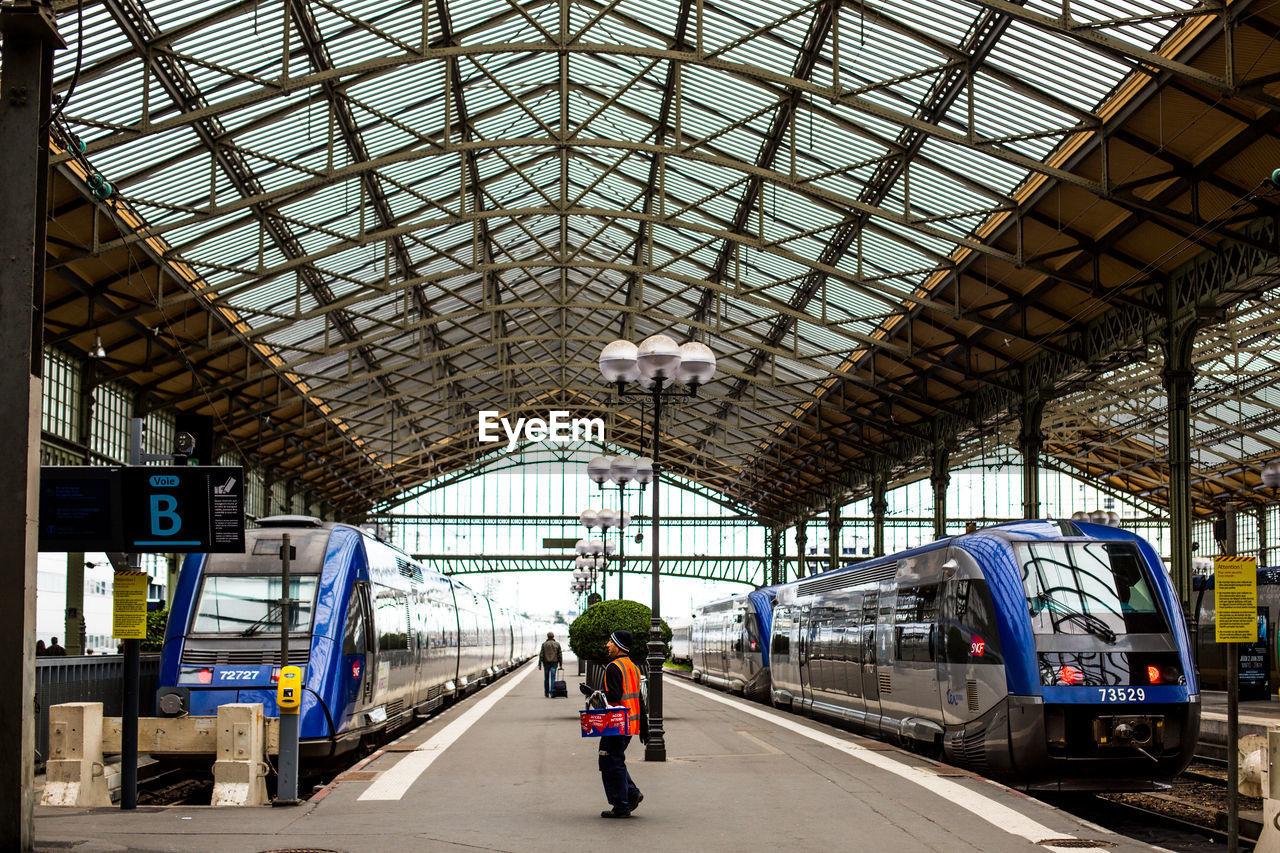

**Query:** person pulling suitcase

left=539, top=631, right=563, bottom=698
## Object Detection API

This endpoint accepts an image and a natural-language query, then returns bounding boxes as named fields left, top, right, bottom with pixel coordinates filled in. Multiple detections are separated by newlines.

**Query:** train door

left=718, top=612, right=731, bottom=678
left=937, top=575, right=1005, bottom=726
left=891, top=584, right=943, bottom=728
left=798, top=604, right=814, bottom=710
left=342, top=582, right=375, bottom=712
left=843, top=596, right=866, bottom=719
left=860, top=591, right=882, bottom=725
left=769, top=605, right=800, bottom=707
left=730, top=607, right=748, bottom=684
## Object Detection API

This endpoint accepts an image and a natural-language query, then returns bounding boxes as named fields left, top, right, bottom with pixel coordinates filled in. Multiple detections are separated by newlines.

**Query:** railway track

left=1046, top=759, right=1261, bottom=852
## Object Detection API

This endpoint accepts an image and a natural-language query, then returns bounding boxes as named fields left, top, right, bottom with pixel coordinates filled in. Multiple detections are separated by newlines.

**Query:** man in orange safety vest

left=598, top=629, right=643, bottom=818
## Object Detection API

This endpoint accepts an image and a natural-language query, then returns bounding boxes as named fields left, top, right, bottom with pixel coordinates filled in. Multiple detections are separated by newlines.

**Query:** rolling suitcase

left=551, top=679, right=568, bottom=698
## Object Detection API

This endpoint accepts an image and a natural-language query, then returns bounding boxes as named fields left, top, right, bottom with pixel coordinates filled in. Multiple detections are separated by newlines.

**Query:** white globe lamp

left=675, top=341, right=716, bottom=386
left=599, top=340, right=639, bottom=384
left=636, top=334, right=681, bottom=388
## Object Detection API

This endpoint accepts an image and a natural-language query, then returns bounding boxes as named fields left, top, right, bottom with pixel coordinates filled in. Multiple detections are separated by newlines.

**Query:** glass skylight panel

left=264, top=312, right=330, bottom=348
left=918, top=137, right=1026, bottom=198
left=1027, top=0, right=1200, bottom=49
left=986, top=20, right=1131, bottom=112
left=712, top=8, right=807, bottom=74
left=227, top=272, right=296, bottom=313
left=678, top=64, right=775, bottom=135
left=573, top=98, right=657, bottom=147
left=850, top=2, right=976, bottom=56
left=61, top=57, right=147, bottom=138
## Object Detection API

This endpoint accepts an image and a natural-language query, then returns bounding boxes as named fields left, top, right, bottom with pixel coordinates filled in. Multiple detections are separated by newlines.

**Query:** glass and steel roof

left=25, top=0, right=1280, bottom=519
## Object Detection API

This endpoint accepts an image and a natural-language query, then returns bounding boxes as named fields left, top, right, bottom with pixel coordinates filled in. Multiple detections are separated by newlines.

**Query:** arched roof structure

left=33, top=0, right=1280, bottom=521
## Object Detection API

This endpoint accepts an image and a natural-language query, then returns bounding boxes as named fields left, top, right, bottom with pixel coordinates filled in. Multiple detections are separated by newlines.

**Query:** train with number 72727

left=153, top=516, right=537, bottom=763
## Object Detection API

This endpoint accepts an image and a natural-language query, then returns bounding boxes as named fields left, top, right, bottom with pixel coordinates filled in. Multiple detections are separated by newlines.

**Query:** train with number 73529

left=691, top=520, right=1200, bottom=791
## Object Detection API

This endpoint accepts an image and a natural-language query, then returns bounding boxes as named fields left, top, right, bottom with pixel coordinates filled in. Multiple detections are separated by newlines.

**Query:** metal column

left=0, top=4, right=63, bottom=849
left=1019, top=397, right=1045, bottom=520
left=827, top=498, right=841, bottom=572
left=871, top=471, right=888, bottom=557
left=931, top=440, right=950, bottom=541
left=64, top=553, right=85, bottom=655
left=767, top=526, right=782, bottom=586
left=1163, top=326, right=1197, bottom=612
left=795, top=523, right=808, bottom=578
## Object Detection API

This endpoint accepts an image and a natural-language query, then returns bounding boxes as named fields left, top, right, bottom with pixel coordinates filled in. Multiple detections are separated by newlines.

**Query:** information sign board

left=1239, top=607, right=1272, bottom=701
left=39, top=466, right=245, bottom=553
left=38, top=466, right=123, bottom=551
left=1215, top=555, right=1259, bottom=643
left=112, top=571, right=148, bottom=639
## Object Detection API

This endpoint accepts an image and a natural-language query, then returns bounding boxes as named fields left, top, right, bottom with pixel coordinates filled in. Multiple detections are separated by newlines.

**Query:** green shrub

left=142, top=608, right=168, bottom=653
left=568, top=599, right=671, bottom=662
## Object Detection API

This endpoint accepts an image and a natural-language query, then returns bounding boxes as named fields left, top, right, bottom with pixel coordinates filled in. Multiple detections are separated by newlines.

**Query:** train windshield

left=191, top=575, right=318, bottom=634
left=1017, top=541, right=1168, bottom=637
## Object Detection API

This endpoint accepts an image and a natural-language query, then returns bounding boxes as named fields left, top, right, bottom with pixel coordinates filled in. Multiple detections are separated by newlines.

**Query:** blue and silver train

left=690, top=587, right=778, bottom=701
left=156, top=516, right=537, bottom=761
left=689, top=520, right=1201, bottom=791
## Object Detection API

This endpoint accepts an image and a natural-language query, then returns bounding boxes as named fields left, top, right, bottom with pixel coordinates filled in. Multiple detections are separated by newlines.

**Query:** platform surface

left=37, top=660, right=1168, bottom=853
left=1199, top=689, right=1280, bottom=759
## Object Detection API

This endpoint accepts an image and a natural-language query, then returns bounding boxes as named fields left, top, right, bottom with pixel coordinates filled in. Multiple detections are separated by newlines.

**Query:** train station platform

left=1200, top=690, right=1280, bottom=760
left=35, top=660, right=1170, bottom=853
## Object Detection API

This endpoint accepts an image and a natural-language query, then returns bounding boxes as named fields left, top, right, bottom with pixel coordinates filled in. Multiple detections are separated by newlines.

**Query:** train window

left=191, top=575, right=317, bottom=634
left=1019, top=541, right=1168, bottom=636
left=342, top=588, right=366, bottom=655
left=772, top=613, right=791, bottom=656
left=895, top=585, right=940, bottom=662
left=375, top=590, right=409, bottom=650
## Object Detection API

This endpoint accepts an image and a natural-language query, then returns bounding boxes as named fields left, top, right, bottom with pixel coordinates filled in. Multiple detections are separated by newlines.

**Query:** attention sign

left=1214, top=555, right=1259, bottom=643
left=112, top=571, right=148, bottom=639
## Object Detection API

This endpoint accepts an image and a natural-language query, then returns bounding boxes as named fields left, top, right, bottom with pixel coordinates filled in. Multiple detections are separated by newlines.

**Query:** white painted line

left=667, top=678, right=1097, bottom=853
left=359, top=662, right=536, bottom=801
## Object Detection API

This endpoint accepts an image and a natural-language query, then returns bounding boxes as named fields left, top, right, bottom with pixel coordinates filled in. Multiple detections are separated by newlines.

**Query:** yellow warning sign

left=1214, top=556, right=1258, bottom=643
left=112, top=571, right=148, bottom=640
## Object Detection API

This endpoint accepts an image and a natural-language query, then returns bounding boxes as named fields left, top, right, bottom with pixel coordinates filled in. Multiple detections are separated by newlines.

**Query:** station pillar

left=767, top=526, right=782, bottom=585
left=931, top=440, right=950, bottom=541
left=0, top=3, right=64, bottom=849
left=1163, top=325, right=1197, bottom=612
left=1019, top=397, right=1045, bottom=520
left=871, top=470, right=888, bottom=557
left=795, top=524, right=808, bottom=578
left=827, top=498, right=841, bottom=572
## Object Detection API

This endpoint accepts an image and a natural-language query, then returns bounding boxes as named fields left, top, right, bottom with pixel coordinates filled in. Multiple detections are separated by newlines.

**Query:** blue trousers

left=598, top=735, right=641, bottom=812
left=542, top=664, right=558, bottom=696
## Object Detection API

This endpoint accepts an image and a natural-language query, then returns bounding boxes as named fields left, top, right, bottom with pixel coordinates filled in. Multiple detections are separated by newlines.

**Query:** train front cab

left=958, top=524, right=1200, bottom=791
left=157, top=523, right=365, bottom=762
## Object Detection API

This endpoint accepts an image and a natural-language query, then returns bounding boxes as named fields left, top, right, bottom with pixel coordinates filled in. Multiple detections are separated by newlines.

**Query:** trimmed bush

left=142, top=608, right=168, bottom=653
left=568, top=599, right=672, bottom=662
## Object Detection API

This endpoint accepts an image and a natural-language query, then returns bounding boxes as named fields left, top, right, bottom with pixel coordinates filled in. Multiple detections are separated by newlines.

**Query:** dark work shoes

left=628, top=793, right=644, bottom=813
left=600, top=810, right=631, bottom=819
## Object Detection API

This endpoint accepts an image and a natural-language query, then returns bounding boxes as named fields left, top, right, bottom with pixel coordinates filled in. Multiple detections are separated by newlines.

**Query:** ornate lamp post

left=587, top=455, right=646, bottom=599
left=598, top=334, right=717, bottom=762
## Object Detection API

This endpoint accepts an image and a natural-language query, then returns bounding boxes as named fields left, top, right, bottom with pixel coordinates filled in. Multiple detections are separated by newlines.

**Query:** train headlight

left=1146, top=665, right=1161, bottom=684
left=197, top=668, right=213, bottom=684
left=1162, top=665, right=1181, bottom=684
left=1056, top=666, right=1084, bottom=685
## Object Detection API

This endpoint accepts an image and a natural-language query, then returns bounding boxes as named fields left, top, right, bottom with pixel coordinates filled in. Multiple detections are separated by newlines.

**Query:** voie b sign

left=477, top=410, right=604, bottom=452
